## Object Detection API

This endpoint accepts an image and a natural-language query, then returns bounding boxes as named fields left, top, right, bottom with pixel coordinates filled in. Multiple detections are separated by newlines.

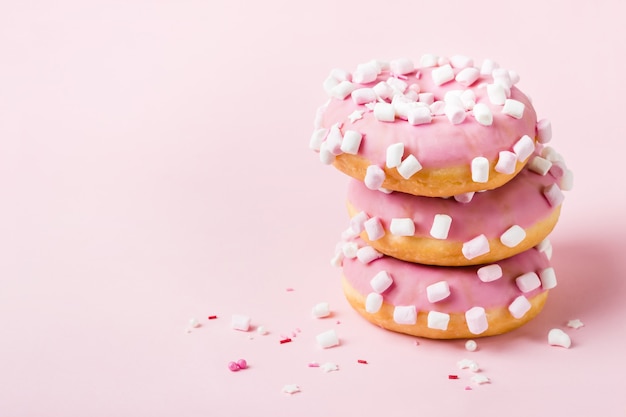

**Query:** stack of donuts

left=310, top=55, right=572, bottom=339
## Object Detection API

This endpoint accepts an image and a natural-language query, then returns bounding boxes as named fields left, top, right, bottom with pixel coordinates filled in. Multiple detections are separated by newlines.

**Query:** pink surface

left=1, top=1, right=625, bottom=416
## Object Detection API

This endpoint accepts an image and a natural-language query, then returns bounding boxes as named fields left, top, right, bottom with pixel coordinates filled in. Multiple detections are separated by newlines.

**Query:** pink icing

left=320, top=65, right=537, bottom=169
left=342, top=240, right=551, bottom=312
left=346, top=162, right=561, bottom=241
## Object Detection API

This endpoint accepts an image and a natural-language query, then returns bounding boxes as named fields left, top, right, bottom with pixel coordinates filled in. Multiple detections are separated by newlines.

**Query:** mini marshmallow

left=500, top=225, right=526, bottom=248
left=364, top=165, right=386, bottom=190
left=352, top=62, right=379, bottom=84
left=323, top=76, right=340, bottom=94
left=391, top=95, right=416, bottom=119
left=432, top=64, right=455, bottom=86
left=386, top=143, right=404, bottom=168
left=426, top=281, right=451, bottom=303
left=324, top=125, right=343, bottom=156
left=370, top=270, right=393, bottom=293
left=364, top=216, right=385, bottom=241
left=390, top=218, right=415, bottom=236
left=373, top=102, right=396, bottom=122
left=528, top=155, right=553, bottom=175
left=548, top=328, right=571, bottom=348
left=309, top=128, right=328, bottom=151
left=494, top=150, right=517, bottom=174
left=390, top=58, right=415, bottom=75
left=513, top=135, right=535, bottom=162
left=462, top=234, right=490, bottom=260
left=329, top=248, right=344, bottom=267
left=465, top=307, right=488, bottom=335
left=397, top=154, right=422, bottom=179
left=445, top=103, right=466, bottom=124
left=312, top=302, right=331, bottom=318
left=386, top=77, right=408, bottom=94
left=449, top=55, right=474, bottom=68
left=373, top=81, right=394, bottom=100
left=477, top=264, right=503, bottom=282
left=472, top=102, right=493, bottom=126
left=330, top=80, right=356, bottom=99
left=418, top=92, right=435, bottom=104
left=492, top=68, right=512, bottom=88
left=455, top=67, right=480, bottom=86
left=341, top=241, right=359, bottom=259
left=350, top=211, right=369, bottom=233
left=356, top=246, right=383, bottom=264
left=543, top=183, right=565, bottom=207
left=330, top=68, right=351, bottom=82
left=427, top=311, right=450, bottom=330
left=536, top=119, right=552, bottom=144
left=515, top=272, right=541, bottom=293
left=508, top=70, right=520, bottom=85
left=365, top=292, right=383, bottom=313
left=471, top=156, right=489, bottom=183
left=502, top=99, right=525, bottom=119
left=430, top=214, right=452, bottom=240
left=444, top=90, right=463, bottom=106
left=454, top=192, right=475, bottom=203
left=393, top=305, right=417, bottom=325
left=487, top=83, right=506, bottom=105
left=316, top=329, right=339, bottom=348
left=231, top=314, right=251, bottom=331
left=420, top=54, right=439, bottom=67
left=460, top=90, right=476, bottom=110
left=540, top=267, right=558, bottom=290
left=560, top=169, right=574, bottom=191
left=480, top=58, right=499, bottom=75
left=430, top=100, right=446, bottom=115
left=313, top=101, right=329, bottom=128
left=508, top=295, right=532, bottom=319
left=340, top=130, right=362, bottom=155
left=541, top=146, right=563, bottom=163
left=351, top=88, right=377, bottom=105
left=407, top=106, right=432, bottom=125
left=438, top=56, right=450, bottom=66
left=536, top=238, right=553, bottom=260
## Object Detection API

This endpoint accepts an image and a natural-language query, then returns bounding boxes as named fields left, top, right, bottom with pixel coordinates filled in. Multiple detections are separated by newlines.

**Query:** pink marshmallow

left=495, top=150, right=517, bottom=174
left=543, top=183, right=565, bottom=207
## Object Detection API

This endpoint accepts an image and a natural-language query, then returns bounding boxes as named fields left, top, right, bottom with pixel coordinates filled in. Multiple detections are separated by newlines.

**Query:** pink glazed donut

left=344, top=151, right=570, bottom=266
left=337, top=238, right=556, bottom=339
left=310, top=55, right=552, bottom=197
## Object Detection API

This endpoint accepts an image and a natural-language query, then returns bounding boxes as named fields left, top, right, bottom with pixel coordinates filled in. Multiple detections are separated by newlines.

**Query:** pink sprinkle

left=357, top=359, right=368, bottom=364
left=286, top=288, right=295, bottom=292
left=465, top=386, right=473, bottom=391
left=308, top=362, right=320, bottom=368
left=336, top=320, right=341, bottom=325
left=280, top=338, right=292, bottom=344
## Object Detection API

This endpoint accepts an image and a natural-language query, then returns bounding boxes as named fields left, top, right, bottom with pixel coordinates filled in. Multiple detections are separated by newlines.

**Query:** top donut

left=310, top=55, right=552, bottom=197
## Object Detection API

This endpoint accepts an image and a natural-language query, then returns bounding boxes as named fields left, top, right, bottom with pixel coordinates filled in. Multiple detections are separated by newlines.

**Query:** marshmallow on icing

left=477, top=264, right=503, bottom=282
left=462, top=234, right=490, bottom=260
left=386, top=142, right=404, bottom=168
left=364, top=217, right=385, bottom=241
left=364, top=165, right=386, bottom=190
left=495, top=151, right=517, bottom=174
left=389, top=218, right=415, bottom=236
left=370, top=270, right=393, bottom=293
left=365, top=292, right=384, bottom=313
left=500, top=225, right=526, bottom=248
left=430, top=214, right=452, bottom=240
left=393, top=305, right=417, bottom=325
left=426, top=281, right=451, bottom=303
left=397, top=154, right=422, bottom=179
left=508, top=295, right=532, bottom=319
left=340, top=130, right=363, bottom=155
left=465, top=307, right=488, bottom=334
left=427, top=311, right=450, bottom=330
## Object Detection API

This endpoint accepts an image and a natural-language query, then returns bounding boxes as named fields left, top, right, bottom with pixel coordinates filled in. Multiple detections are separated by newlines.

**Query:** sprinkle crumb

left=207, top=315, right=218, bottom=320
left=282, top=384, right=300, bottom=395
left=286, top=288, right=295, bottom=292
left=308, top=362, right=320, bottom=368
left=280, top=338, right=292, bottom=344
left=465, top=386, right=472, bottom=391
left=448, top=375, right=459, bottom=380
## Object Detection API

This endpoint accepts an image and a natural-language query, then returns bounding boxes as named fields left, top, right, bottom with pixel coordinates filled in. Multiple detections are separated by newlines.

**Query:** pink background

left=1, top=0, right=624, bottom=415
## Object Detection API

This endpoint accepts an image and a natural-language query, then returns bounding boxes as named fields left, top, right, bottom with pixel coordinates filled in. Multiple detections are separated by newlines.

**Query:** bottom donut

left=337, top=238, right=555, bottom=339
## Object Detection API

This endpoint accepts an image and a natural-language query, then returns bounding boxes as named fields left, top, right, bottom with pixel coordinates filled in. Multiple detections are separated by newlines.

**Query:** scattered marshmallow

left=454, top=192, right=475, bottom=203
left=472, top=103, right=493, bottom=126
left=390, top=218, right=415, bottom=236
left=548, top=328, right=571, bottom=348
left=465, top=307, right=488, bottom=335
left=430, top=214, right=452, bottom=239
left=231, top=314, right=251, bottom=331
left=330, top=80, right=356, bottom=99
left=432, top=64, right=455, bottom=86
left=513, top=135, right=535, bottom=162
left=430, top=100, right=446, bottom=115
left=445, top=103, right=466, bottom=124
left=407, top=106, right=432, bottom=125
left=480, top=58, right=499, bottom=75
left=352, top=62, right=379, bottom=84
left=540, top=267, right=558, bottom=290
left=477, top=264, right=503, bottom=282
left=465, top=340, right=478, bottom=352
left=543, top=183, right=565, bottom=207
left=460, top=90, right=476, bottom=110
left=370, top=270, right=393, bottom=293
left=386, top=143, right=404, bottom=168
left=494, top=150, right=517, bottom=174
left=420, top=54, right=439, bottom=67
left=418, top=92, right=435, bottom=104
left=462, top=234, right=490, bottom=260
left=309, top=128, right=328, bottom=151
left=365, top=292, right=384, bottom=313
left=502, top=99, right=525, bottom=119
left=426, top=281, right=451, bottom=303
left=500, top=225, right=526, bottom=248
left=364, top=165, right=386, bottom=190
left=356, top=246, right=383, bottom=264
left=508, top=295, right=532, bottom=319
left=351, top=88, right=377, bottom=105
left=393, top=305, right=417, bottom=325
left=390, top=58, right=415, bottom=75
left=316, top=329, right=340, bottom=348
left=364, top=216, right=385, bottom=241
left=536, top=119, right=552, bottom=143
left=373, top=81, right=394, bottom=100
left=449, top=55, right=474, bottom=69
left=471, top=156, right=490, bottom=183
left=567, top=319, right=584, bottom=329
left=515, top=272, right=541, bottom=293
left=373, top=102, right=396, bottom=122
left=455, top=67, right=480, bottom=86
left=487, top=83, right=506, bottom=105
left=312, top=302, right=331, bottom=318
left=427, top=311, right=450, bottom=330
left=397, top=154, right=423, bottom=179
left=350, top=211, right=369, bottom=234
left=340, top=130, right=362, bottom=155
left=528, top=155, right=552, bottom=175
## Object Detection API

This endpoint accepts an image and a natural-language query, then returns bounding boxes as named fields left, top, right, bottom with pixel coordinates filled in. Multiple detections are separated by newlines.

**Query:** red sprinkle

left=448, top=375, right=459, bottom=380
left=357, top=359, right=368, bottom=364
left=280, top=338, right=292, bottom=344
left=208, top=315, right=218, bottom=320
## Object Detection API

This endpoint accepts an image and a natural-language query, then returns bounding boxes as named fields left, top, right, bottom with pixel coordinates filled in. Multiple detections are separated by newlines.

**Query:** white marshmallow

left=313, top=101, right=329, bottom=128
left=370, top=270, right=393, bottom=293
left=323, top=76, right=340, bottom=95
left=515, top=272, right=541, bottom=293
left=487, top=83, right=507, bottom=105
left=472, top=102, right=493, bottom=126
left=432, top=64, right=455, bottom=86
left=445, top=103, right=466, bottom=124
left=352, top=62, right=379, bottom=84
left=528, top=155, right=553, bottom=175
left=329, top=249, right=344, bottom=267
left=312, top=302, right=331, bottom=318
left=508, top=70, right=520, bottom=85
left=502, top=99, right=525, bottom=119
left=373, top=102, right=396, bottom=122
left=460, top=90, right=476, bottom=110
left=513, top=135, right=535, bottom=162
left=536, top=238, right=553, bottom=260
left=426, top=281, right=451, bottom=303
left=324, top=125, right=343, bottom=155
left=495, top=150, right=517, bottom=174
left=492, top=68, right=512, bottom=89
left=420, top=54, right=439, bottom=67
left=356, top=246, right=383, bottom=264
left=393, top=305, right=417, bottom=325
left=458, top=358, right=480, bottom=371
left=548, top=328, right=571, bottom=348
left=471, top=156, right=490, bottom=183
left=560, top=169, right=574, bottom=191
left=350, top=211, right=369, bottom=233
left=329, top=68, right=351, bottom=82
left=543, top=183, right=565, bottom=207
left=318, top=142, right=335, bottom=165
left=465, top=307, right=488, bottom=335
left=397, top=154, right=422, bottom=179
left=390, top=218, right=415, bottom=236
left=330, top=80, right=356, bottom=99
left=364, top=165, right=386, bottom=190
left=341, top=241, right=359, bottom=259
left=351, top=88, right=377, bottom=105
left=430, top=100, right=446, bottom=115
left=536, top=119, right=552, bottom=144
left=430, top=214, right=452, bottom=239
left=540, top=267, right=558, bottom=290
left=316, top=329, right=339, bottom=348
left=508, top=295, right=532, bottom=319
left=390, top=58, right=415, bottom=75
left=386, top=143, right=404, bottom=168
left=373, top=81, right=394, bottom=100
left=427, top=311, right=450, bottom=330
left=480, top=58, right=499, bottom=75
left=340, top=130, right=362, bottom=155
left=231, top=314, right=251, bottom=331
left=454, top=192, right=475, bottom=203
left=309, top=128, right=328, bottom=151
left=365, top=292, right=383, bottom=313
left=449, top=55, right=474, bottom=68
left=386, top=77, right=408, bottom=94
left=500, top=225, right=526, bottom=248
left=477, top=264, right=503, bottom=282
left=407, top=106, right=432, bottom=125
left=462, top=234, right=490, bottom=260
left=418, top=92, right=435, bottom=105
left=455, top=67, right=480, bottom=87
left=364, top=216, right=385, bottom=241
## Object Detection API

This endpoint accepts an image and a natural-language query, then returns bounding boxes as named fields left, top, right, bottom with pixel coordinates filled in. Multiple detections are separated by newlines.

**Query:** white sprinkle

left=494, top=150, right=517, bottom=174
left=462, top=234, right=490, bottom=260
left=316, top=329, right=340, bottom=348
left=231, top=314, right=251, bottom=331
left=471, top=375, right=491, bottom=385
left=457, top=358, right=480, bottom=371
left=373, top=102, right=396, bottom=122
left=426, top=281, right=451, bottom=303
left=432, top=64, right=455, bottom=86
left=393, top=305, right=417, bottom=325
left=282, top=384, right=301, bottom=394
left=364, top=216, right=385, bottom=241
left=536, top=119, right=552, bottom=144
left=312, top=302, right=331, bottom=318
left=477, top=264, right=503, bottom=282
left=430, top=214, right=452, bottom=240
left=513, top=135, right=535, bottom=162
left=472, top=103, right=493, bottom=126
left=320, top=362, right=339, bottom=373
left=356, top=246, right=383, bottom=264
left=528, top=155, right=553, bottom=175
left=515, top=272, right=541, bottom=293
left=487, top=83, right=507, bottom=105
left=508, top=295, right=532, bottom=319
left=548, top=328, right=571, bottom=348
left=390, top=57, right=415, bottom=75
left=471, top=156, right=490, bottom=183
left=370, top=270, right=393, bottom=293
left=364, top=165, right=386, bottom=190
left=465, top=340, right=478, bottom=352
left=330, top=80, right=356, bottom=99
left=465, top=307, right=488, bottom=335
left=309, top=128, right=328, bottom=151
left=455, top=67, right=480, bottom=86
left=348, top=110, right=364, bottom=123
left=567, top=319, right=584, bottom=329
left=340, top=130, right=362, bottom=155
left=407, top=106, right=432, bottom=125
left=257, top=325, right=269, bottom=335
left=543, top=183, right=565, bottom=207
left=502, top=99, right=525, bottom=119
left=188, top=318, right=200, bottom=329
left=427, top=311, right=450, bottom=330
left=540, top=267, right=558, bottom=290
left=397, top=154, right=422, bottom=179
left=365, top=292, right=383, bottom=313
left=390, top=218, right=415, bottom=236
left=500, top=225, right=526, bottom=248
left=386, top=143, right=404, bottom=168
